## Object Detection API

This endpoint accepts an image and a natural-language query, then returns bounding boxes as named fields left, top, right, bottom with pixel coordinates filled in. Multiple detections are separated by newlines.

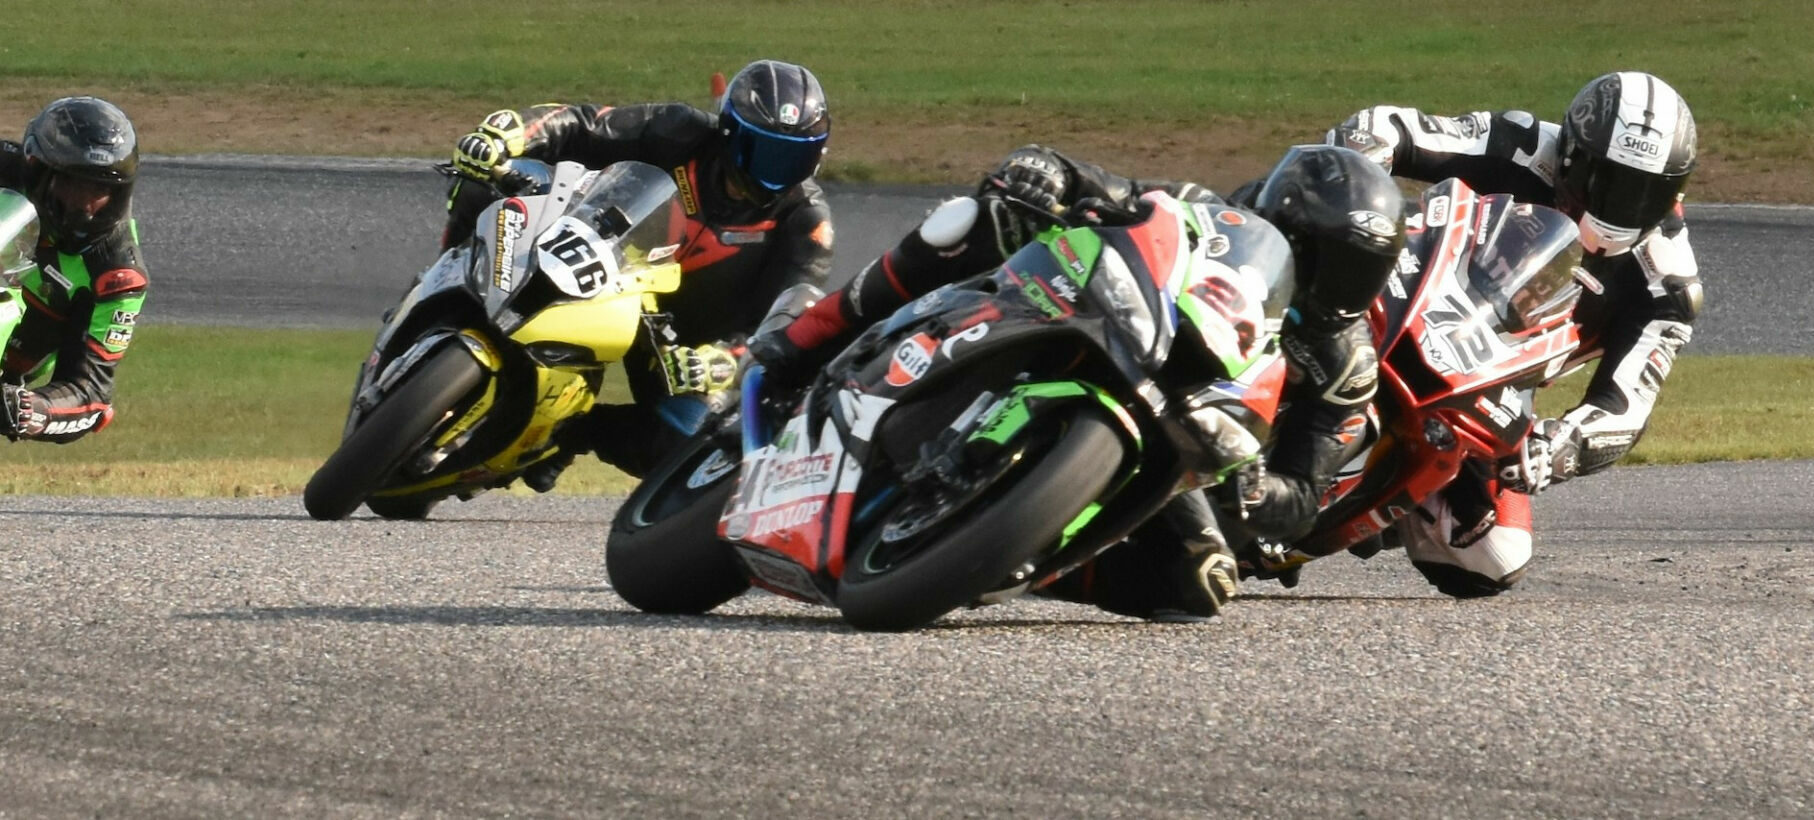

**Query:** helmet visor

left=1567, top=156, right=1687, bottom=231
left=725, top=107, right=827, bottom=192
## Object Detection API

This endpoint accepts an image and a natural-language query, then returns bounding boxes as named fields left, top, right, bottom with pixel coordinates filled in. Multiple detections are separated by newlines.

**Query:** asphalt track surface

left=4, top=461, right=1812, bottom=818
left=133, top=155, right=1814, bottom=354
left=3, top=158, right=1812, bottom=817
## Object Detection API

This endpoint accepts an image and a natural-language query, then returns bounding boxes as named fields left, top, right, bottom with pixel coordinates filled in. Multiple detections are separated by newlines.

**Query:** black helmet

left=1556, top=71, right=1696, bottom=255
left=1250, top=145, right=1406, bottom=330
left=719, top=60, right=830, bottom=195
left=22, top=96, right=139, bottom=244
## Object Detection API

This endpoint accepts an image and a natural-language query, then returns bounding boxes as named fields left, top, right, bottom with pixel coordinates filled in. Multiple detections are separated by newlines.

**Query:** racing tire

left=304, top=344, right=484, bottom=521
left=836, top=409, right=1125, bottom=632
left=365, top=495, right=441, bottom=521
left=607, top=435, right=749, bottom=614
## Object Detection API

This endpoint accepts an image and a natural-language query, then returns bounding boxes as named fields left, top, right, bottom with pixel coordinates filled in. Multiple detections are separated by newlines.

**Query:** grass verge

left=0, top=326, right=1804, bottom=497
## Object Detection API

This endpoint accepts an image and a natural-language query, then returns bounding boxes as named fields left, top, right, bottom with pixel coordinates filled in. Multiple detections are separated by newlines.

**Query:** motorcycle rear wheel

left=607, top=434, right=749, bottom=614
left=836, top=409, right=1125, bottom=632
left=303, top=344, right=484, bottom=521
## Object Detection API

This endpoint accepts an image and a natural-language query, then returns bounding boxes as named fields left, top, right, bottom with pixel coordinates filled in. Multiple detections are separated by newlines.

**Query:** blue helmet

left=719, top=60, right=830, bottom=194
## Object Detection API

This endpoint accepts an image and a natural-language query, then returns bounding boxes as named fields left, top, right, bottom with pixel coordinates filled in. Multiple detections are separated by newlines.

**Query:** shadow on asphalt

left=176, top=605, right=1179, bottom=633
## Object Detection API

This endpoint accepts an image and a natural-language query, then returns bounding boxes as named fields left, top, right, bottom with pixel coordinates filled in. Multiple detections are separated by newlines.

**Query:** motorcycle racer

left=443, top=59, right=835, bottom=484
left=0, top=97, right=149, bottom=444
left=749, top=143, right=1405, bottom=620
left=1327, top=71, right=1702, bottom=596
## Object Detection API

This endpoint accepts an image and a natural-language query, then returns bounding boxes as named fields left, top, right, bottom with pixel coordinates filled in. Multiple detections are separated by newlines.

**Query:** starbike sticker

left=886, top=333, right=937, bottom=386
left=493, top=199, right=528, bottom=289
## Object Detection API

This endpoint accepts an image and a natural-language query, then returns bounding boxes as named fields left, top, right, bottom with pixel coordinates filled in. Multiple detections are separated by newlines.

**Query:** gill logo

left=673, top=166, right=700, bottom=214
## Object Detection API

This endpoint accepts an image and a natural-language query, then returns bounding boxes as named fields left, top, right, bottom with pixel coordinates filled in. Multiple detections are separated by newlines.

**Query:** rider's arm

left=1549, top=210, right=1701, bottom=478
left=4, top=233, right=147, bottom=443
left=515, top=102, right=716, bottom=167
left=1327, top=106, right=1560, bottom=201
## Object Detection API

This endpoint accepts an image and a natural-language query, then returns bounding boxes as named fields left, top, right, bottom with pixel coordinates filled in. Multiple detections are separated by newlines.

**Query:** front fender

left=969, top=380, right=1142, bottom=476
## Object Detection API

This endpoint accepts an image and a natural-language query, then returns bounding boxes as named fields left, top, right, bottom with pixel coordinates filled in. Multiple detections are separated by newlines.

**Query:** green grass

left=0, top=325, right=637, bottom=497
left=9, top=1, right=1811, bottom=139
left=2, top=326, right=1806, bottom=497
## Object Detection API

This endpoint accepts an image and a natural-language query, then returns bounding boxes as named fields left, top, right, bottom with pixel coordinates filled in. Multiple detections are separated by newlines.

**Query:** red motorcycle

left=1239, top=177, right=1586, bottom=579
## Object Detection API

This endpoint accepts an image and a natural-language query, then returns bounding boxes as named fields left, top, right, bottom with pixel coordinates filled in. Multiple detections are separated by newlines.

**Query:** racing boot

left=1041, top=492, right=1240, bottom=622
left=1400, top=467, right=1534, bottom=598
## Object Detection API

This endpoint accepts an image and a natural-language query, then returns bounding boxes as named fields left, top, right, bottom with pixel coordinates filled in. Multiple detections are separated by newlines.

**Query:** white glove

left=1498, top=418, right=1580, bottom=494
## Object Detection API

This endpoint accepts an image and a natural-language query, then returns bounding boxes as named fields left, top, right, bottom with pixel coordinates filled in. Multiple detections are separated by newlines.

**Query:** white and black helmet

left=1556, top=71, right=1697, bottom=255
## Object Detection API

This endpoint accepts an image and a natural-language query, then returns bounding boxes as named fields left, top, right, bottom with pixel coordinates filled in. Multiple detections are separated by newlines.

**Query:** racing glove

left=451, top=110, right=529, bottom=182
left=660, top=342, right=740, bottom=396
left=2, top=383, right=46, bottom=440
left=1497, top=417, right=1582, bottom=494
left=978, top=147, right=1069, bottom=259
left=982, top=146, right=1068, bottom=214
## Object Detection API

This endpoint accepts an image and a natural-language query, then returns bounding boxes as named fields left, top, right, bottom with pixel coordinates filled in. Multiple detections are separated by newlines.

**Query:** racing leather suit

left=444, top=102, right=834, bottom=477
left=1330, top=105, right=1701, bottom=594
left=0, top=140, right=148, bottom=443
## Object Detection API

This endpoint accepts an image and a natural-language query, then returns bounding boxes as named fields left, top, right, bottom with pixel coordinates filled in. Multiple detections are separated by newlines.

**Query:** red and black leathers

left=444, top=102, right=834, bottom=477
left=0, top=140, right=148, bottom=443
left=1331, top=106, right=1701, bottom=477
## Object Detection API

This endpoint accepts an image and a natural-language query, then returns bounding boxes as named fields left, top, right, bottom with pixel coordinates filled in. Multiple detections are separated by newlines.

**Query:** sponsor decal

left=1474, top=200, right=1494, bottom=245
left=1022, top=280, right=1068, bottom=318
left=939, top=322, right=991, bottom=359
left=748, top=498, right=826, bottom=539
left=672, top=166, right=699, bottom=214
left=765, top=452, right=837, bottom=495
left=886, top=333, right=937, bottom=386
left=105, top=327, right=133, bottom=348
left=1424, top=195, right=1451, bottom=228
left=111, top=309, right=138, bottom=326
left=1046, top=272, right=1080, bottom=303
left=1386, top=271, right=1406, bottom=300
left=1217, top=210, right=1246, bottom=226
left=779, top=102, right=802, bottom=126
left=1396, top=247, right=1420, bottom=276
left=720, top=229, right=767, bottom=245
left=43, top=414, right=101, bottom=436
left=1055, top=236, right=1090, bottom=286
left=1619, top=132, right=1661, bottom=158
left=493, top=199, right=528, bottom=289
left=648, top=243, right=681, bottom=263
left=1205, top=234, right=1230, bottom=257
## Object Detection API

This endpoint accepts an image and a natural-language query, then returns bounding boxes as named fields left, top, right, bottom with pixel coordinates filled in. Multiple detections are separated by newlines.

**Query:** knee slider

left=918, top=197, right=981, bottom=249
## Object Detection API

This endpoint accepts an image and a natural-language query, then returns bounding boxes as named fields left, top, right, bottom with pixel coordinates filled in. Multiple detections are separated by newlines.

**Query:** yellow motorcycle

left=304, top=160, right=683, bottom=520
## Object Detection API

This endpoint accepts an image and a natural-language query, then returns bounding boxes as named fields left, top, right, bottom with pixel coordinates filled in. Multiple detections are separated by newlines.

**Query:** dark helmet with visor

left=22, top=96, right=140, bottom=245
left=719, top=60, right=830, bottom=195
left=1250, top=145, right=1406, bottom=331
left=1556, top=71, right=1696, bottom=255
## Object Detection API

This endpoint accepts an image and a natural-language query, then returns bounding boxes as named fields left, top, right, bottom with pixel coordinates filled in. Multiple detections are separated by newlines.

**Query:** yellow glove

left=451, top=109, right=529, bottom=181
left=660, top=343, right=740, bottom=395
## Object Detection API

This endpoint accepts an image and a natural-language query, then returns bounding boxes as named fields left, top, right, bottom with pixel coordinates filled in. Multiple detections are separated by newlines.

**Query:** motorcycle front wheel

left=835, top=408, right=1125, bottom=632
left=606, top=433, right=749, bottom=614
left=303, top=344, right=484, bottom=521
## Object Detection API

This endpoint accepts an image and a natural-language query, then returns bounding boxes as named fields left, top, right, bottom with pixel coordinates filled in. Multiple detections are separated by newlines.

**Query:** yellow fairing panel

left=513, top=294, right=643, bottom=362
